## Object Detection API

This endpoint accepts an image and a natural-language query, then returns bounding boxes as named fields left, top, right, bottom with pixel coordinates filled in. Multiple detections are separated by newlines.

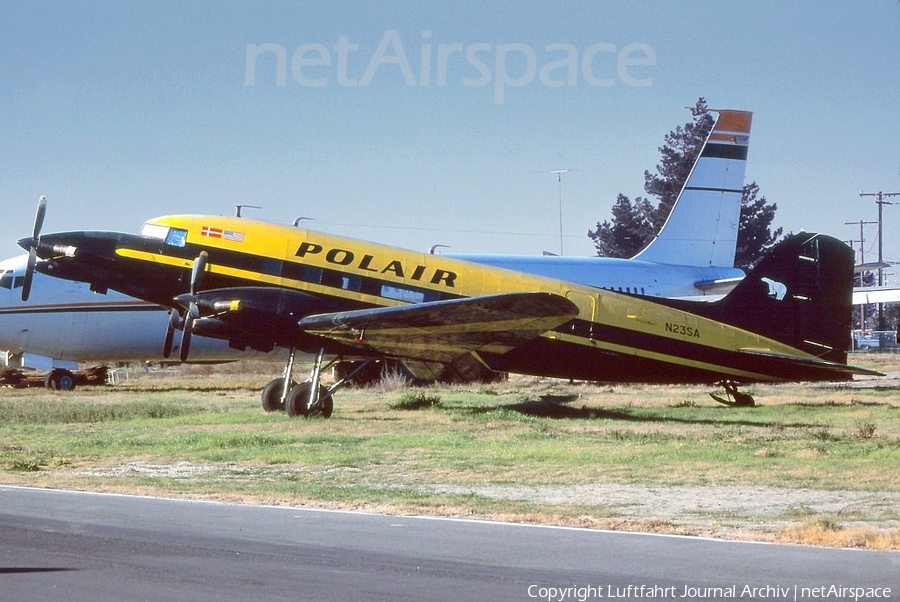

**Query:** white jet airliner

left=0, top=254, right=266, bottom=389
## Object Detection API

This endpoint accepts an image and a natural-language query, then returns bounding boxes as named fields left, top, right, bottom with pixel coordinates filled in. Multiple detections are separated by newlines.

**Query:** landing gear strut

left=709, top=381, right=755, bottom=407
left=260, top=347, right=376, bottom=418
left=45, top=368, right=76, bottom=391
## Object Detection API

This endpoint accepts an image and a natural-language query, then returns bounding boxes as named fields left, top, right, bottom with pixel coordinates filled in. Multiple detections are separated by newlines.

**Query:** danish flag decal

left=201, top=226, right=245, bottom=242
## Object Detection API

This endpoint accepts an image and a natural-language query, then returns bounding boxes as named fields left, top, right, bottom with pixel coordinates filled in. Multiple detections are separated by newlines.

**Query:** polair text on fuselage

left=295, top=241, right=458, bottom=288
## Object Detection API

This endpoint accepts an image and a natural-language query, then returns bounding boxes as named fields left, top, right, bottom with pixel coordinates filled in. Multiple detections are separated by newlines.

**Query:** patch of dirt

left=69, top=461, right=900, bottom=545
left=428, top=483, right=900, bottom=540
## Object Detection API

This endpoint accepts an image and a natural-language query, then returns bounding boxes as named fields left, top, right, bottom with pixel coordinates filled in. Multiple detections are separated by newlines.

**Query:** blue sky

left=3, top=1, right=900, bottom=277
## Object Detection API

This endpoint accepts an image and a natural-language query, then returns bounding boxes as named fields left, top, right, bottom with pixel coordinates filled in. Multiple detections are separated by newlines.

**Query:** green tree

left=587, top=194, right=654, bottom=258
left=643, top=99, right=715, bottom=232
left=735, top=182, right=783, bottom=269
left=588, top=98, right=782, bottom=268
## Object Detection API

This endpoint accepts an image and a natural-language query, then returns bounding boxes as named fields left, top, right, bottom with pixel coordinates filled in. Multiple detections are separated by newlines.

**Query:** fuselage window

left=341, top=275, right=362, bottom=292
left=292, top=261, right=450, bottom=303
left=301, top=266, right=323, bottom=285
left=381, top=285, right=425, bottom=304
left=261, top=258, right=282, bottom=277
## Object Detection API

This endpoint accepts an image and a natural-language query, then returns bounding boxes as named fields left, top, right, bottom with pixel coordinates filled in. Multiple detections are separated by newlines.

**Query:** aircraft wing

left=298, top=292, right=578, bottom=368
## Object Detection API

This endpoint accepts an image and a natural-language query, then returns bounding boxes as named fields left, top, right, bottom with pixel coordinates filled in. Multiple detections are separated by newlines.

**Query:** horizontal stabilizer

left=737, top=349, right=884, bottom=378
left=693, top=276, right=744, bottom=295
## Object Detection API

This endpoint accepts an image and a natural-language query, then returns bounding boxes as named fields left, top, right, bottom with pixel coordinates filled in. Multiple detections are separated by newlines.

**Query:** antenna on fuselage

left=293, top=217, right=314, bottom=227
left=235, top=204, right=262, bottom=218
left=429, top=244, right=450, bottom=255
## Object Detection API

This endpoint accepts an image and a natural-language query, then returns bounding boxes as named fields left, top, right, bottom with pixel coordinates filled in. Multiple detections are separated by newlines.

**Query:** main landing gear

left=45, top=368, right=76, bottom=391
left=260, top=347, right=376, bottom=418
left=709, top=381, right=755, bottom=407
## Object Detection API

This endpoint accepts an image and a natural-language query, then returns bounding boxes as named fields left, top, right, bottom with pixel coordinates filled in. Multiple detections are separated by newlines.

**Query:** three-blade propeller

left=21, top=196, right=47, bottom=302
left=163, top=251, right=208, bottom=362
left=19, top=197, right=209, bottom=364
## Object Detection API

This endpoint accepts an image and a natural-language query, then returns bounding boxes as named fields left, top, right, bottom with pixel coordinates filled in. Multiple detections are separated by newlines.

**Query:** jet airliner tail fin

left=632, top=109, right=752, bottom=268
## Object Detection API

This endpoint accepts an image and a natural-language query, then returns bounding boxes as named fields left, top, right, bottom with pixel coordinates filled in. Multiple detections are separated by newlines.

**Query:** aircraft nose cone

left=174, top=292, right=194, bottom=307
left=17, top=232, right=80, bottom=259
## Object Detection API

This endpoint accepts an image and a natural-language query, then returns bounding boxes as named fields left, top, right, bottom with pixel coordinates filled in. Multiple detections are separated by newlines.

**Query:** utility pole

left=859, top=191, right=899, bottom=337
left=535, top=168, right=580, bottom=255
left=845, top=219, right=877, bottom=331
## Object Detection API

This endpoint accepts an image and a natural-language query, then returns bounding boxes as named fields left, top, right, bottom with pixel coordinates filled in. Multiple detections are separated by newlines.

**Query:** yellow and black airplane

left=21, top=200, right=880, bottom=416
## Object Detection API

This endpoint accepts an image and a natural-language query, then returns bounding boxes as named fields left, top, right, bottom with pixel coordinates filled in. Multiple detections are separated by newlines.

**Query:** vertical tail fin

left=632, top=109, right=752, bottom=267
left=710, top=233, right=854, bottom=365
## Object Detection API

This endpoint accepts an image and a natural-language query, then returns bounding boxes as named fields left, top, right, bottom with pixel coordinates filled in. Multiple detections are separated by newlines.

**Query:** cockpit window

left=140, top=223, right=170, bottom=239
left=0, top=271, right=23, bottom=290
left=139, top=223, right=187, bottom=248
left=165, top=228, right=187, bottom=247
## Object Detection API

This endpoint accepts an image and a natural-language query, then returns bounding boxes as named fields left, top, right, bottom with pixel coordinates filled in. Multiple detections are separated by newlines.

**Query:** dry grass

left=782, top=520, right=900, bottom=549
left=2, top=352, right=899, bottom=549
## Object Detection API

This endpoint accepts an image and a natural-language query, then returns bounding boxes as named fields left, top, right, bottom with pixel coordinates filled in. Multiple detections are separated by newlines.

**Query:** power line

left=845, top=219, right=878, bottom=329
left=843, top=219, right=878, bottom=265
left=859, top=190, right=900, bottom=331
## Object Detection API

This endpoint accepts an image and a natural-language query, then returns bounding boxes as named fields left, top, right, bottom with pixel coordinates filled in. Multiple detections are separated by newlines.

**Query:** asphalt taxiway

left=0, top=486, right=897, bottom=601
